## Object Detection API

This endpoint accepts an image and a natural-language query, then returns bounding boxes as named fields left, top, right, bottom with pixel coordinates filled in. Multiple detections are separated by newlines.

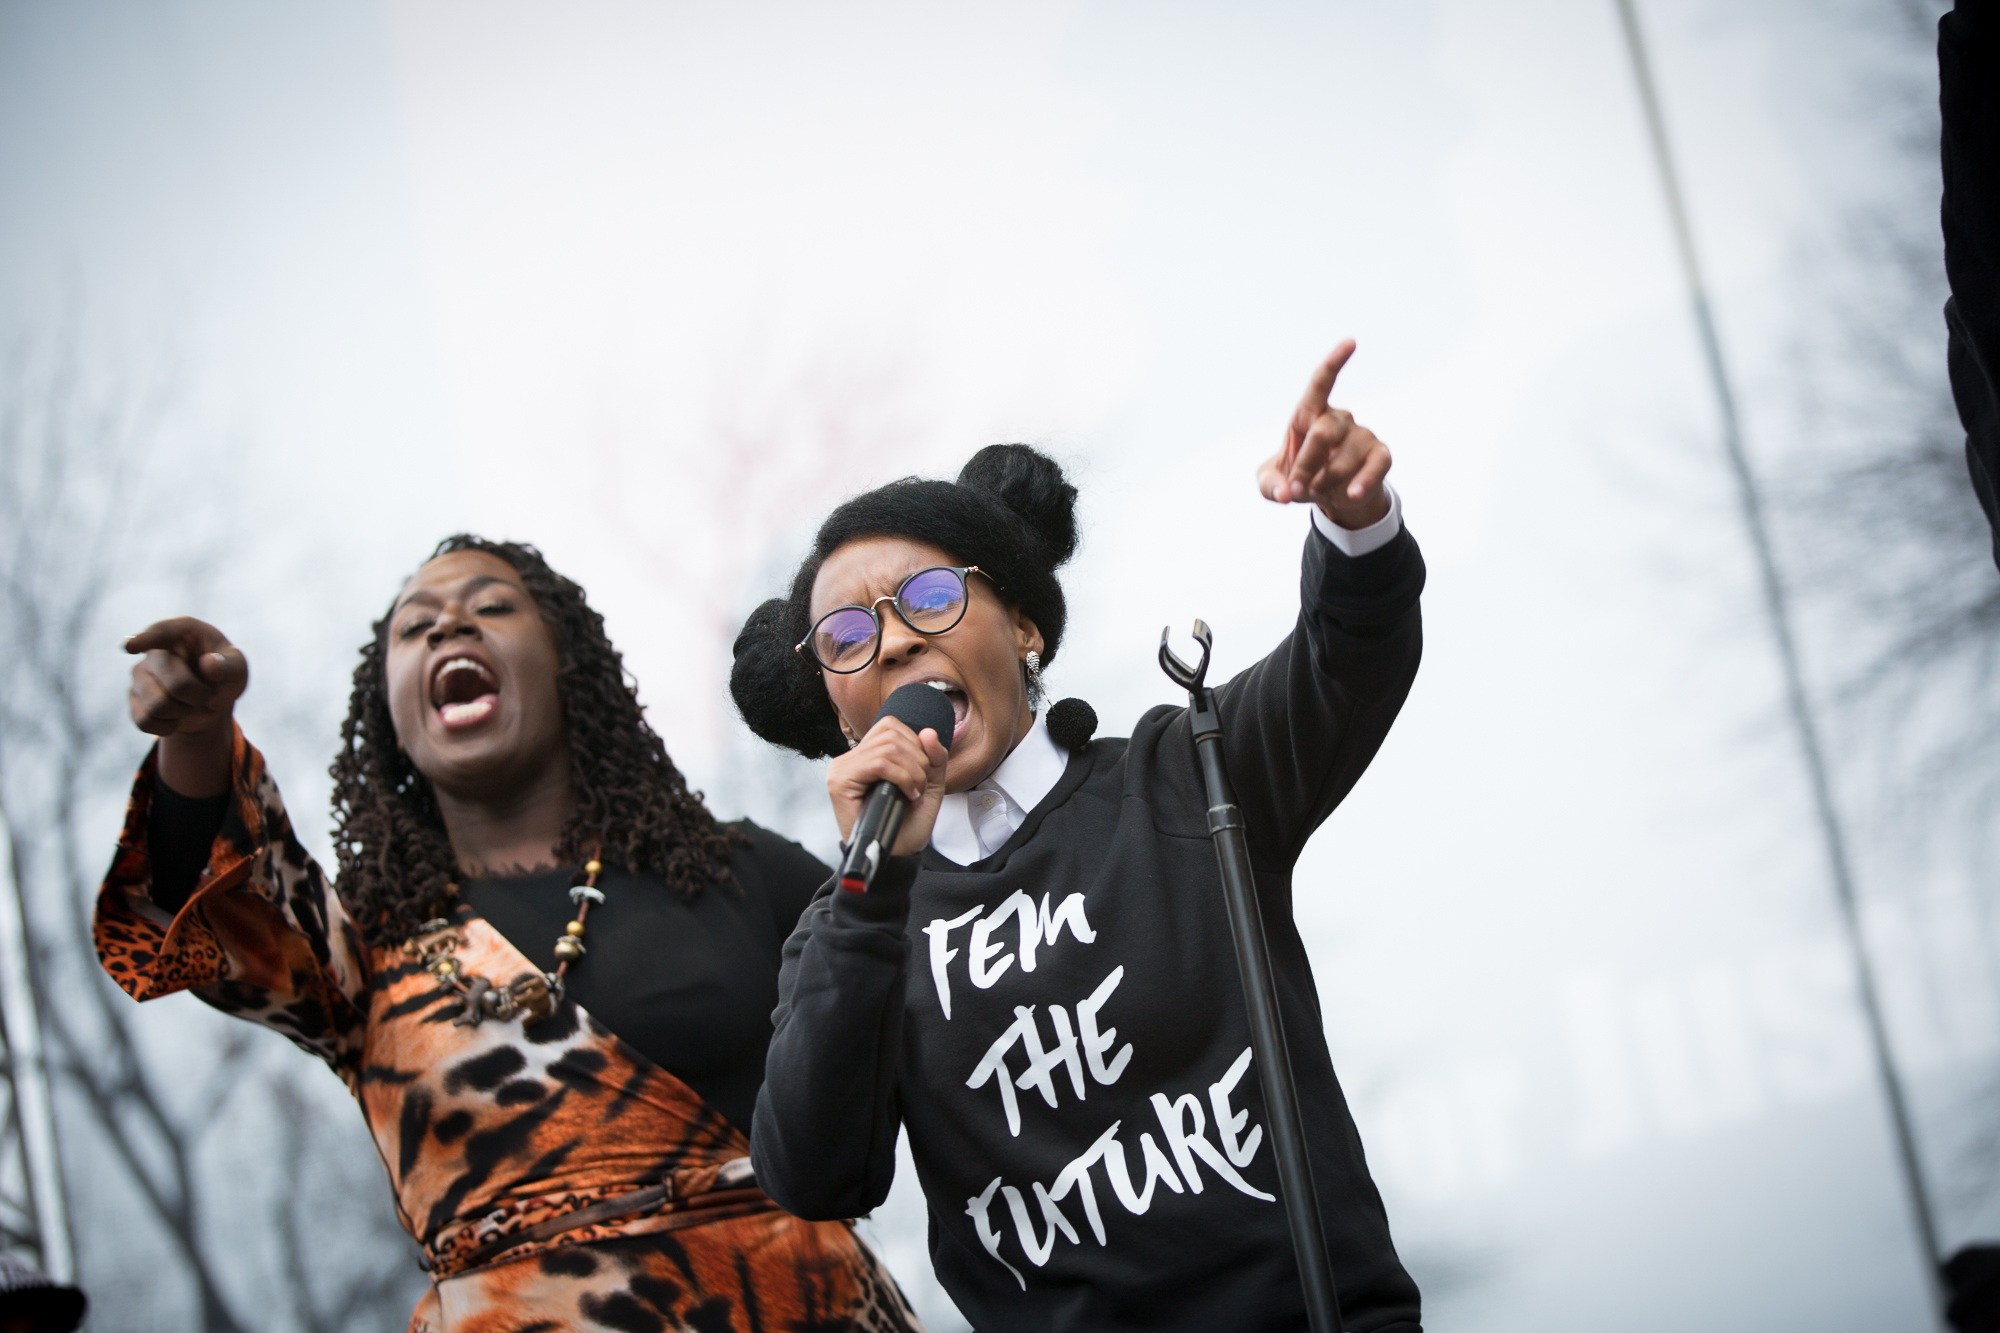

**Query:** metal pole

left=1612, top=0, right=1946, bottom=1318
left=1161, top=622, right=1343, bottom=1333
left=0, top=818, right=73, bottom=1280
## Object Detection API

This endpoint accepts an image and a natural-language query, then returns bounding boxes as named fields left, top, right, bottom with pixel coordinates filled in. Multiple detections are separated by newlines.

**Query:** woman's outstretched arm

left=1196, top=342, right=1427, bottom=870
left=95, top=618, right=372, bottom=1082
left=127, top=616, right=245, bottom=796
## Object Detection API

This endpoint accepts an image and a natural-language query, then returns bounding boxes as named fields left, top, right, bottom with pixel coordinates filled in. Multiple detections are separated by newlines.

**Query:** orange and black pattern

left=95, top=726, right=923, bottom=1333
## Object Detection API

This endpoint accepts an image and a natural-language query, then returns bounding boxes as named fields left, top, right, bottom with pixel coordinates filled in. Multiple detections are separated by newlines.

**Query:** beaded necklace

left=401, top=852, right=605, bottom=1029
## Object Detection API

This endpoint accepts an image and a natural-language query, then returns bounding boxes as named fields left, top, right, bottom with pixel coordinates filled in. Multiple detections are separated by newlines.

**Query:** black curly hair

left=330, top=535, right=742, bottom=948
left=731, top=443, right=1081, bottom=759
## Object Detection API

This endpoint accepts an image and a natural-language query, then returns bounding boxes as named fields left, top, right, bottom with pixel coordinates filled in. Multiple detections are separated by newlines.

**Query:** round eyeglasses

left=797, top=566, right=988, bottom=673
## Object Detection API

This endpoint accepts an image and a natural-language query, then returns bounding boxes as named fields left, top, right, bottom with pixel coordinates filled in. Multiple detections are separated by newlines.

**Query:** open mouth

left=431, top=655, right=500, bottom=730
left=921, top=678, right=971, bottom=742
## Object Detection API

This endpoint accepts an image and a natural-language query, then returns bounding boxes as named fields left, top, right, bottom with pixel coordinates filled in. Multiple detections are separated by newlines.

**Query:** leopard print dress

left=94, top=728, right=924, bottom=1333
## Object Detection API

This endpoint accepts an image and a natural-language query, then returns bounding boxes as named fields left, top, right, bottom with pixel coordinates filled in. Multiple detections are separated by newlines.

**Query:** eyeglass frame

left=795, top=565, right=991, bottom=674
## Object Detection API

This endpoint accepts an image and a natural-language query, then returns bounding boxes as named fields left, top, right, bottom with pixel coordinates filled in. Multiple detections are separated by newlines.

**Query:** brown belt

left=426, top=1183, right=778, bottom=1277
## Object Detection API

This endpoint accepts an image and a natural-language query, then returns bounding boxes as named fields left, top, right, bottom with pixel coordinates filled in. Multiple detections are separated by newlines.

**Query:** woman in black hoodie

left=731, top=342, right=1426, bottom=1333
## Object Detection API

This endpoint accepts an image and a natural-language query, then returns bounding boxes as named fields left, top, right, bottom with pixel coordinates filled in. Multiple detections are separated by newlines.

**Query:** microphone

left=837, top=682, right=957, bottom=893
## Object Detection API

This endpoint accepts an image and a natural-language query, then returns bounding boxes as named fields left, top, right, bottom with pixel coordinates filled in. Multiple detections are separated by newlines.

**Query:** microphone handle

left=838, top=780, right=909, bottom=894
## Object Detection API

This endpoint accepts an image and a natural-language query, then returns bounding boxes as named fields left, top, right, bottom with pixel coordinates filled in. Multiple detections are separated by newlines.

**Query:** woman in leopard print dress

left=97, top=536, right=922, bottom=1333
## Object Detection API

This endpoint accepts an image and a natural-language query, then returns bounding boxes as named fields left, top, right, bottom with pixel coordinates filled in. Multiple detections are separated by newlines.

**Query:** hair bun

left=1045, top=697, right=1097, bottom=751
left=957, top=444, right=1079, bottom=568
left=731, top=598, right=848, bottom=760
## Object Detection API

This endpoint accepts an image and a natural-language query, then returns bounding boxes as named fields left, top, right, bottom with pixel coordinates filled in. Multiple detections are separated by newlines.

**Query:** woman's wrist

left=157, top=724, right=233, bottom=799
left=829, top=853, right=919, bottom=925
left=1317, top=492, right=1391, bottom=531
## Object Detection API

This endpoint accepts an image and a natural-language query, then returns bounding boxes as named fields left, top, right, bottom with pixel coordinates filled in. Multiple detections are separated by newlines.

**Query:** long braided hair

left=330, top=535, right=742, bottom=948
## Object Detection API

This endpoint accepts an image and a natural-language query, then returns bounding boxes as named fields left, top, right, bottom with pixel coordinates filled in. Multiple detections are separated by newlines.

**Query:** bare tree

left=600, top=344, right=926, bottom=653
left=267, top=1076, right=424, bottom=1333
left=1751, top=0, right=2000, bottom=1224
left=0, top=319, right=256, bottom=1331
left=592, top=343, right=927, bottom=847
left=0, top=316, right=421, bottom=1330
left=1760, top=0, right=1996, bottom=851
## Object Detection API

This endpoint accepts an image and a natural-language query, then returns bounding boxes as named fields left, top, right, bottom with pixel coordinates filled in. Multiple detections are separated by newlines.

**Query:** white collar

left=930, top=710, right=1070, bottom=865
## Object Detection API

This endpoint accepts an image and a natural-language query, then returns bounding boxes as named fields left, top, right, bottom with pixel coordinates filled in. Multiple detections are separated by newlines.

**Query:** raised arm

left=126, top=616, right=246, bottom=798
left=1195, top=343, right=1426, bottom=870
left=96, top=618, right=371, bottom=1082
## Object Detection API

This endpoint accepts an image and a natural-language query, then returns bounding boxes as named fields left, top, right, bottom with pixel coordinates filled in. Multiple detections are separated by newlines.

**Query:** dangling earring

left=1023, top=651, right=1044, bottom=709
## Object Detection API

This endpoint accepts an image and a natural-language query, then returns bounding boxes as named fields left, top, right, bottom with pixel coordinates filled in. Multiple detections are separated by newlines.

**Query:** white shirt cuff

left=1310, top=483, right=1403, bottom=557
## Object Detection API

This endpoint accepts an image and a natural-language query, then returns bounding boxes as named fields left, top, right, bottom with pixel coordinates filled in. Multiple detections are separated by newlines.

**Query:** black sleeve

left=1197, top=523, right=1426, bottom=872
left=147, top=778, right=231, bottom=915
left=1942, top=0, right=2000, bottom=566
left=750, top=857, right=914, bottom=1221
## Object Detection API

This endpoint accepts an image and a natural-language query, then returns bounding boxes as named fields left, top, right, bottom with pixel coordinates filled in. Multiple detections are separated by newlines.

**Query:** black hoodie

left=753, top=524, right=1427, bottom=1333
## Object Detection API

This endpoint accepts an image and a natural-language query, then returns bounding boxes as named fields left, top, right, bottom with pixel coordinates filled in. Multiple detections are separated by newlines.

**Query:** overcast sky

left=0, top=2, right=1984, bottom=1329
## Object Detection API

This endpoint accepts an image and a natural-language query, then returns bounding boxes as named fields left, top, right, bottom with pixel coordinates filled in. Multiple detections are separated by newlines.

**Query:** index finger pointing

left=125, top=616, right=226, bottom=659
left=1292, top=340, right=1359, bottom=434
left=125, top=625, right=186, bottom=656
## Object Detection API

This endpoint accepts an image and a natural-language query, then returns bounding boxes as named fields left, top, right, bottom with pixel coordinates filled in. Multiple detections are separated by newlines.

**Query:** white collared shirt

left=927, top=495, right=1403, bottom=865
left=930, top=709, right=1070, bottom=865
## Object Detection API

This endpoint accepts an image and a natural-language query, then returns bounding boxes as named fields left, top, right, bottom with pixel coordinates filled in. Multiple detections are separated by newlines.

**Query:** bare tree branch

left=0, top=309, right=422, bottom=1330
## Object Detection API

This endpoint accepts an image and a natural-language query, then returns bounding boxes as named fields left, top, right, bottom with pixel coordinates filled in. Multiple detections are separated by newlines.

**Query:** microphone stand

left=1160, top=620, right=1344, bottom=1333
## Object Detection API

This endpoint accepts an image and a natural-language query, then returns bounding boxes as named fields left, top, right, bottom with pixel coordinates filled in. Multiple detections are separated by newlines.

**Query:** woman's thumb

left=200, top=648, right=249, bottom=693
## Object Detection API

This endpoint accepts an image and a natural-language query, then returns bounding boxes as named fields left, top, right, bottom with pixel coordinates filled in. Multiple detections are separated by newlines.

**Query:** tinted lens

left=811, top=608, right=879, bottom=672
left=897, top=567, right=968, bottom=630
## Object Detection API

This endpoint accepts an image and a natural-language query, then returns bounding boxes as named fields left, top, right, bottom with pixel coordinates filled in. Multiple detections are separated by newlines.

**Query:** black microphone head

left=875, top=681, right=957, bottom=753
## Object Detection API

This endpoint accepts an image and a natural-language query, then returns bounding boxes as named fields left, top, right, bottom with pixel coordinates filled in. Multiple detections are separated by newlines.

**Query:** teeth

left=440, top=699, right=495, bottom=724
left=438, top=658, right=495, bottom=685
left=925, top=680, right=951, bottom=691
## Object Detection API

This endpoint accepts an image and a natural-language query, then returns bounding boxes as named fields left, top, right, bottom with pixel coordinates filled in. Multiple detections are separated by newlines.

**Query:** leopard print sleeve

left=94, top=723, right=370, bottom=1083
